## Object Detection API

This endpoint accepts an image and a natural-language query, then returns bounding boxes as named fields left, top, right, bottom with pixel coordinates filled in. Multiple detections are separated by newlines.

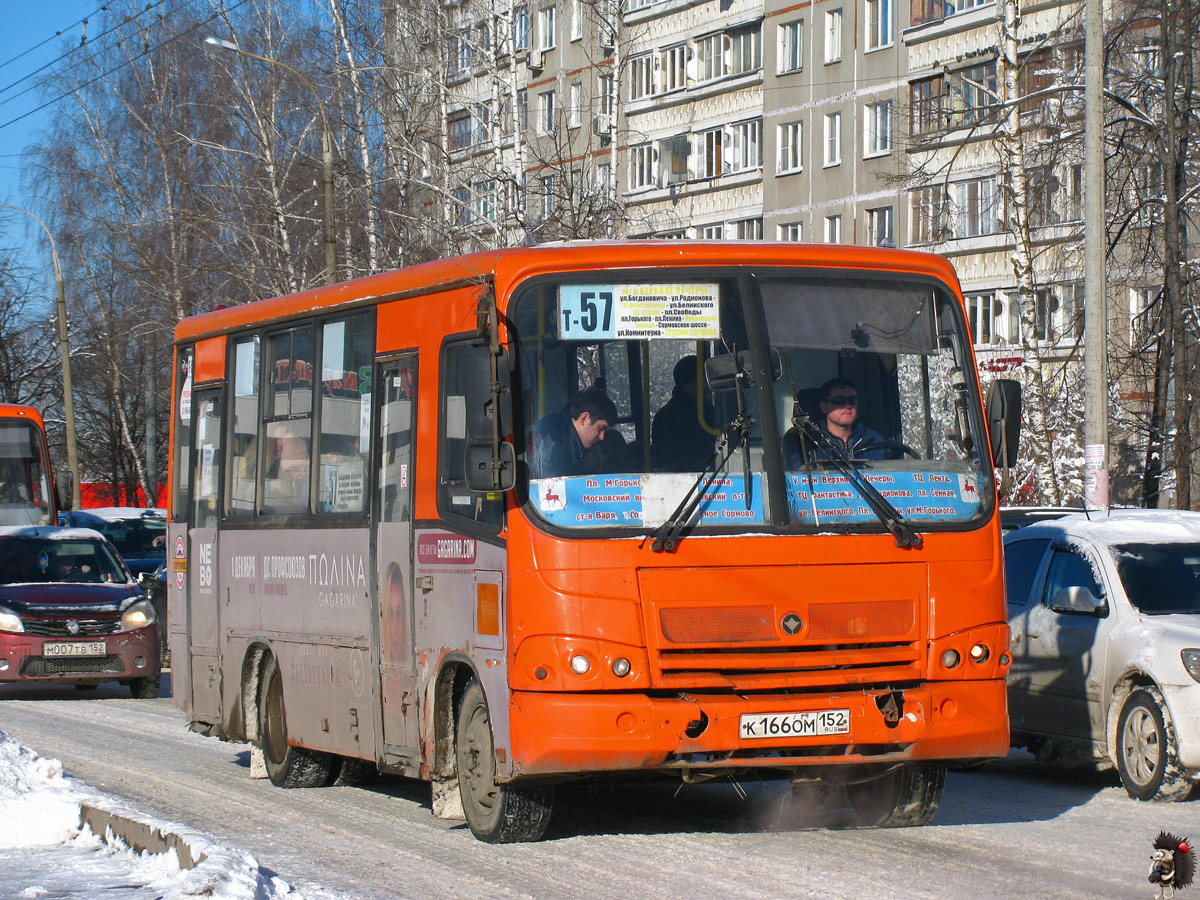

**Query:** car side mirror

left=1049, top=585, right=1108, bottom=617
left=137, top=571, right=156, bottom=592
left=465, top=441, right=516, bottom=492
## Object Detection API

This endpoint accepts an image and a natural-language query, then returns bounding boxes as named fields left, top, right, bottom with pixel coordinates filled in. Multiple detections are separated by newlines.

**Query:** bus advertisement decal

left=533, top=473, right=765, bottom=528
left=787, top=470, right=982, bottom=522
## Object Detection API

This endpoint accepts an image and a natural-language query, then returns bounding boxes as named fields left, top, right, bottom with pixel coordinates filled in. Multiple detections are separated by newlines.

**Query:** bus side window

left=439, top=338, right=503, bottom=530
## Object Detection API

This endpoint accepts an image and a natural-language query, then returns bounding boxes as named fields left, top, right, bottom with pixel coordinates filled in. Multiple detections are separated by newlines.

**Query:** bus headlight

left=611, top=657, right=631, bottom=677
left=969, top=643, right=990, bottom=664
left=941, top=649, right=961, bottom=669
left=119, top=599, right=156, bottom=632
left=0, top=605, right=24, bottom=634
left=569, top=654, right=591, bottom=675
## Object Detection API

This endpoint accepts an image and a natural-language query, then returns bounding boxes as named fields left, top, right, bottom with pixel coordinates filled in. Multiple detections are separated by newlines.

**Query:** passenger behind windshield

left=651, top=356, right=716, bottom=472
left=530, top=389, right=618, bottom=479
left=784, top=377, right=886, bottom=466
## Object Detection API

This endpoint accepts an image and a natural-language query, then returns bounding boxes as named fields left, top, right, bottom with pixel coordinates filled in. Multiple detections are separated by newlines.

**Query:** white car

left=1004, top=510, right=1200, bottom=801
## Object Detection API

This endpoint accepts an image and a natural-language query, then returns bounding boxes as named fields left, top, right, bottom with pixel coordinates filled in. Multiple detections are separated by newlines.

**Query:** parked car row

left=1004, top=509, right=1200, bottom=802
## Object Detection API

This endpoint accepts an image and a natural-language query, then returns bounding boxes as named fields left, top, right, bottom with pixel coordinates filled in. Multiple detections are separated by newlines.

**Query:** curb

left=79, top=803, right=206, bottom=869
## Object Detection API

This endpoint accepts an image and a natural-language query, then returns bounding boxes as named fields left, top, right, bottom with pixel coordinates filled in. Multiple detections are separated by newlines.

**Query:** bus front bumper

left=508, top=679, right=1008, bottom=778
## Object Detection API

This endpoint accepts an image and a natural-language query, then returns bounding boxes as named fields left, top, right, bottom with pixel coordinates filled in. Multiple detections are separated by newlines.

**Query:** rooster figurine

left=1150, top=832, right=1194, bottom=900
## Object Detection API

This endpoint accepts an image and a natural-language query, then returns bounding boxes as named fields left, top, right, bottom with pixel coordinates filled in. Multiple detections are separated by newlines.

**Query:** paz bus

left=168, top=242, right=1021, bottom=842
left=0, top=403, right=67, bottom=526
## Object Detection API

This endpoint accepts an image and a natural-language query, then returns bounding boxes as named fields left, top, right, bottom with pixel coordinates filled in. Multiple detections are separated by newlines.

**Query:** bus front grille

left=652, top=642, right=922, bottom=690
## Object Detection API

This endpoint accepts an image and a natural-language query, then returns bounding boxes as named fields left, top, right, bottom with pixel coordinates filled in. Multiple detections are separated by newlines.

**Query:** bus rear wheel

left=845, top=763, right=945, bottom=827
left=258, top=656, right=333, bottom=788
left=455, top=678, right=553, bottom=843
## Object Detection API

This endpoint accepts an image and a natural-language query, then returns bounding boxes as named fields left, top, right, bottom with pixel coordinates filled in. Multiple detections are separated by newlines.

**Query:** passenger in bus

left=530, top=388, right=618, bottom=479
left=784, top=377, right=886, bottom=465
left=651, top=356, right=715, bottom=472
left=0, top=459, right=29, bottom=503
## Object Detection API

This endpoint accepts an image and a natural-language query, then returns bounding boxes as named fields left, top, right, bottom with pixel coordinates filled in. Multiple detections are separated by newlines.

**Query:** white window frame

left=730, top=25, right=762, bottom=76
left=823, top=111, right=842, bottom=167
left=698, top=223, right=725, bottom=239
left=628, top=142, right=656, bottom=191
left=598, top=73, right=614, bottom=117
left=570, top=0, right=583, bottom=41
left=699, top=33, right=728, bottom=82
left=540, top=174, right=557, bottom=219
left=866, top=206, right=893, bottom=246
left=729, top=119, right=763, bottom=174
left=864, top=100, right=893, bottom=156
left=629, top=53, right=654, bottom=101
left=965, top=292, right=998, bottom=346
left=824, top=214, right=842, bottom=243
left=536, top=5, right=556, bottom=51
left=954, top=176, right=999, bottom=237
left=778, top=20, right=803, bottom=74
left=537, top=89, right=556, bottom=135
left=568, top=81, right=583, bottom=128
left=778, top=222, right=803, bottom=241
left=824, top=9, right=842, bottom=63
left=1129, top=286, right=1160, bottom=345
left=512, top=5, right=530, bottom=52
left=699, top=128, right=724, bottom=178
left=661, top=44, right=688, bottom=93
left=516, top=88, right=529, bottom=133
left=732, top=217, right=764, bottom=239
left=777, top=120, right=803, bottom=173
left=865, top=0, right=892, bottom=51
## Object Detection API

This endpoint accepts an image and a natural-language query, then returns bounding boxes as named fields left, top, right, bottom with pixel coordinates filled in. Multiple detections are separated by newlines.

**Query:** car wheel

left=258, top=655, right=333, bottom=788
left=845, top=763, right=946, bottom=827
left=1116, top=687, right=1195, bottom=802
left=129, top=675, right=161, bottom=699
left=455, top=678, right=553, bottom=842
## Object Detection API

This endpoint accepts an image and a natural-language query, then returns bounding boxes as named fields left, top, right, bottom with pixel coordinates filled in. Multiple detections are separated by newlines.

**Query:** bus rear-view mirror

left=465, top=441, right=516, bottom=492
left=55, top=468, right=74, bottom=513
left=705, top=347, right=782, bottom=391
left=986, top=379, right=1021, bottom=468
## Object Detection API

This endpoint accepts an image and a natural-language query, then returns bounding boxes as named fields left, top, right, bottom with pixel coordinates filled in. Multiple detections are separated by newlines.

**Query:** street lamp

left=203, top=36, right=337, bottom=285
left=0, top=204, right=81, bottom=508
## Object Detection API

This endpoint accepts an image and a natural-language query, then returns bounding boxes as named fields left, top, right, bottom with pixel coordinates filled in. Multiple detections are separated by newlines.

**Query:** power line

left=0, top=4, right=106, bottom=73
left=0, top=0, right=255, bottom=133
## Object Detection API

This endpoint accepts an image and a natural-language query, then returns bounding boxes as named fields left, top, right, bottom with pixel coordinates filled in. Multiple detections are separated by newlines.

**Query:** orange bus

left=0, top=403, right=67, bottom=526
left=168, top=243, right=1020, bottom=842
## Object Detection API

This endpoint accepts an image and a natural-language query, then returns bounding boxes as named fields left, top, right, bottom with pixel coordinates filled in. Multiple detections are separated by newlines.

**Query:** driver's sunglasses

left=824, top=394, right=858, bottom=407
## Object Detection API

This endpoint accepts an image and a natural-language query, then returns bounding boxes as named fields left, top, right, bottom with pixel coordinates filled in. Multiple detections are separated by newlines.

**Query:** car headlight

left=0, top=604, right=24, bottom=634
left=1182, top=648, right=1200, bottom=683
left=119, top=599, right=156, bottom=632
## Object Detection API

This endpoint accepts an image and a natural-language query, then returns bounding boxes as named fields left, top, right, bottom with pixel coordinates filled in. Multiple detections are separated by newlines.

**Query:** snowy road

left=0, top=680, right=1194, bottom=900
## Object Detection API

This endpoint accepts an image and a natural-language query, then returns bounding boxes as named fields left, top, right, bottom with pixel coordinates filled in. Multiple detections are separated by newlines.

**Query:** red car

left=0, top=526, right=161, bottom=697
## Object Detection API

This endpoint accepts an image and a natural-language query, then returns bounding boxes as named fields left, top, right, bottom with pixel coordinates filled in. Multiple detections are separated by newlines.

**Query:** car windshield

left=0, top=421, right=53, bottom=527
left=510, top=269, right=993, bottom=536
left=1111, top=542, right=1200, bottom=614
left=0, top=538, right=129, bottom=585
left=91, top=516, right=166, bottom=556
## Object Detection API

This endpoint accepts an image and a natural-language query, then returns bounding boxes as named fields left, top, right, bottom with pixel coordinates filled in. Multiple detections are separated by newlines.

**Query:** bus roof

left=0, top=404, right=47, bottom=430
left=174, top=242, right=963, bottom=344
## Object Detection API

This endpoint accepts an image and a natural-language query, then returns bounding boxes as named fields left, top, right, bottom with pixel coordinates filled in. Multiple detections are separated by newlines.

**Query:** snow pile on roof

left=0, top=728, right=304, bottom=900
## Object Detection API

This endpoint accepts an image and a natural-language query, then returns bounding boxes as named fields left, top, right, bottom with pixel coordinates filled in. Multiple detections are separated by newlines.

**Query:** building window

left=659, top=134, right=691, bottom=185
left=824, top=9, right=842, bottom=63
left=731, top=25, right=762, bottom=75
left=866, top=206, right=893, bottom=246
left=778, top=20, right=803, bottom=74
left=513, top=5, right=530, bottom=52
left=778, top=120, right=803, bottom=173
left=538, top=89, right=555, bottom=134
left=729, top=119, right=763, bottom=173
left=698, top=223, right=724, bottom=239
left=598, top=73, right=614, bottom=117
left=951, top=62, right=999, bottom=128
left=448, top=109, right=472, bottom=151
left=733, top=217, right=763, bottom=239
left=779, top=222, right=803, bottom=241
left=449, top=29, right=472, bottom=76
left=911, top=75, right=945, bottom=135
left=910, top=185, right=949, bottom=243
left=629, top=143, right=656, bottom=190
left=824, top=214, right=842, bottom=243
left=954, top=177, right=999, bottom=237
left=473, top=180, right=497, bottom=222
left=516, top=89, right=528, bottom=132
left=536, top=5, right=556, bottom=50
left=864, top=100, right=892, bottom=156
left=823, top=111, right=841, bottom=166
left=570, top=0, right=583, bottom=41
left=699, top=33, right=726, bottom=81
left=1129, top=286, right=1160, bottom=346
left=629, top=53, right=654, bottom=100
left=699, top=128, right=723, bottom=178
left=865, top=0, right=892, bottom=51
left=661, top=44, right=687, bottom=92
left=568, top=81, right=583, bottom=128
left=966, top=293, right=998, bottom=346
left=1033, top=284, right=1083, bottom=344
left=540, top=174, right=557, bottom=219
left=474, top=103, right=491, bottom=144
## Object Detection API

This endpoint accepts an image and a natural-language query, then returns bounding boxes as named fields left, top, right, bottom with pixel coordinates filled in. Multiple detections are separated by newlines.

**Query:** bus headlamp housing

left=513, top=635, right=649, bottom=691
left=0, top=605, right=24, bottom=634
left=119, top=599, right=156, bottom=632
left=928, top=624, right=1010, bottom=680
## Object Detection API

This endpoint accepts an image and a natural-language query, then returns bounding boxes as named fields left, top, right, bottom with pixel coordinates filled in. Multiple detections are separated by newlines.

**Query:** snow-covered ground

left=0, top=727, right=301, bottom=900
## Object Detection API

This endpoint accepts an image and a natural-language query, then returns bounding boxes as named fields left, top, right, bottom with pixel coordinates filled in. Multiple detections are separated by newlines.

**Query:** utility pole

left=1083, top=0, right=1109, bottom=511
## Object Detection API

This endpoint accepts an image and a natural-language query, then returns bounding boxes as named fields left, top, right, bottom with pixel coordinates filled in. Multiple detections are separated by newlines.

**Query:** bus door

left=186, top=390, right=223, bottom=726
left=374, top=356, right=420, bottom=761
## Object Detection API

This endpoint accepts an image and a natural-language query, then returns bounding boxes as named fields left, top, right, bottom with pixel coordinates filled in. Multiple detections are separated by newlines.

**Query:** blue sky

left=0, top=2, right=102, bottom=266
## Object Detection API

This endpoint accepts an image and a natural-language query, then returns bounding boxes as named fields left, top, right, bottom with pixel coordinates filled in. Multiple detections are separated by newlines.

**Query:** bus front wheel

left=455, top=678, right=553, bottom=843
left=258, top=656, right=333, bottom=788
left=844, top=763, right=945, bottom=827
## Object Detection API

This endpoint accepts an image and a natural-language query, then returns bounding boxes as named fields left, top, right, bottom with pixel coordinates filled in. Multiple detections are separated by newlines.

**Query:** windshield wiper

left=792, top=412, right=923, bottom=550
left=648, top=371, right=755, bottom=553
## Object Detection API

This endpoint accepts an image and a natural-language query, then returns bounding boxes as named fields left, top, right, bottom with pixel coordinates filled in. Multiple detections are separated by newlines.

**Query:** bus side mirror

left=465, top=441, right=516, bottom=492
left=55, top=469, right=75, bottom=513
left=986, top=379, right=1021, bottom=468
left=486, top=350, right=513, bottom=438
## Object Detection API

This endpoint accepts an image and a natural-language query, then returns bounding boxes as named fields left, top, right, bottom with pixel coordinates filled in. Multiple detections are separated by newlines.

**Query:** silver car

left=1004, top=510, right=1200, bottom=801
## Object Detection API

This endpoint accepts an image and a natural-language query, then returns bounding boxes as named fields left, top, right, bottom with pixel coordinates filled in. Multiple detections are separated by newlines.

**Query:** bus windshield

left=0, top=420, right=53, bottom=527
left=512, top=269, right=992, bottom=536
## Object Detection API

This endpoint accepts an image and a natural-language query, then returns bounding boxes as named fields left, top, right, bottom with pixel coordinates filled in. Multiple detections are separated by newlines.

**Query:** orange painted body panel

left=193, top=336, right=227, bottom=385
left=0, top=404, right=47, bottom=433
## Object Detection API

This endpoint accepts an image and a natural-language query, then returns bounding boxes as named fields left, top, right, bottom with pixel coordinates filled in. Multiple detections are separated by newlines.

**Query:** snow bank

left=0, top=728, right=303, bottom=900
